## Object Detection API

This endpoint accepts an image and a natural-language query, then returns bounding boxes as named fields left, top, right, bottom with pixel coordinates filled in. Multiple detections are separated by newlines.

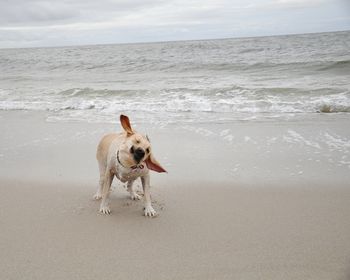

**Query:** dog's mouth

left=130, top=146, right=145, bottom=164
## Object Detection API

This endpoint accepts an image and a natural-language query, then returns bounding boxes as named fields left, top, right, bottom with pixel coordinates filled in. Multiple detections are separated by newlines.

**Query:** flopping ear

left=120, top=115, right=133, bottom=136
left=145, top=153, right=167, bottom=173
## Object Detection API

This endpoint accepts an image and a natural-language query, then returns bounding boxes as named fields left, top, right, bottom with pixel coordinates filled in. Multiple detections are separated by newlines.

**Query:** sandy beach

left=1, top=111, right=350, bottom=280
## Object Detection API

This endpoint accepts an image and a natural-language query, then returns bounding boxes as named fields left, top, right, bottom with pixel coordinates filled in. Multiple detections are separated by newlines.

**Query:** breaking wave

left=1, top=87, right=349, bottom=123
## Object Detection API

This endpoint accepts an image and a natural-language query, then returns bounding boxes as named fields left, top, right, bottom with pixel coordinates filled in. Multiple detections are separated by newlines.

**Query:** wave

left=1, top=88, right=349, bottom=118
left=317, top=103, right=350, bottom=113
left=58, top=88, right=143, bottom=98
left=317, top=60, right=350, bottom=72
left=238, top=47, right=265, bottom=54
left=173, top=59, right=350, bottom=74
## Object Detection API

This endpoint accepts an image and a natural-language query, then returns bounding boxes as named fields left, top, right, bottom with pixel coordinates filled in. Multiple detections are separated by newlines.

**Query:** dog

left=94, top=114, right=166, bottom=216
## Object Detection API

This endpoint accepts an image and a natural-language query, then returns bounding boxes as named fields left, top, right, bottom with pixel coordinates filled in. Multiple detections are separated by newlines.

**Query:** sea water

left=0, top=31, right=349, bottom=124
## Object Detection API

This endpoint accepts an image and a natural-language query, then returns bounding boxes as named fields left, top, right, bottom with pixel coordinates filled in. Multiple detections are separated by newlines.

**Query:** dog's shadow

left=88, top=183, right=164, bottom=217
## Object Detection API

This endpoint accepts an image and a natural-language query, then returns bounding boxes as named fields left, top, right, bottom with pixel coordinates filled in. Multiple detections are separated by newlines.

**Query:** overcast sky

left=0, top=0, right=349, bottom=48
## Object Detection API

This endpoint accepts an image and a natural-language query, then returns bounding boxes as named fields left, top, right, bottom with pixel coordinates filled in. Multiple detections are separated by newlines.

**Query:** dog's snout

left=135, top=147, right=143, bottom=153
left=135, top=148, right=145, bottom=157
left=134, top=148, right=145, bottom=162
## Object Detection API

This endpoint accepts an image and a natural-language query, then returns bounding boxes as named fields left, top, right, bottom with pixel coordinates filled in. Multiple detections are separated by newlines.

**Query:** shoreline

left=1, top=110, right=349, bottom=185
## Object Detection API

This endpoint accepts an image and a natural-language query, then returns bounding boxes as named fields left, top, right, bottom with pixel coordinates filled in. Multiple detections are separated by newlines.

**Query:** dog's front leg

left=127, top=180, right=141, bottom=200
left=99, top=170, right=114, bottom=214
left=141, top=174, right=156, bottom=217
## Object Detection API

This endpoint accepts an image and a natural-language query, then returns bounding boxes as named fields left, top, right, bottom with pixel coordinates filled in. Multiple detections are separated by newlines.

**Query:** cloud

left=270, top=0, right=326, bottom=8
left=0, top=0, right=77, bottom=25
left=0, top=0, right=349, bottom=48
left=0, top=0, right=166, bottom=26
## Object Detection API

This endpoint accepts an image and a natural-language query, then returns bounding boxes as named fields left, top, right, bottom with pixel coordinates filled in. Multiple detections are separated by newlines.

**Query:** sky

left=0, top=0, right=349, bottom=48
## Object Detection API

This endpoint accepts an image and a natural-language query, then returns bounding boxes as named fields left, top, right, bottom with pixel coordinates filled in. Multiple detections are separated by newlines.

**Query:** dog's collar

left=117, top=150, right=144, bottom=170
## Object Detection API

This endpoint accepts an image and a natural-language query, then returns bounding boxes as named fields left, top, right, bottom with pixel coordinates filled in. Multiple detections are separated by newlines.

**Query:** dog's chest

left=115, top=164, right=147, bottom=182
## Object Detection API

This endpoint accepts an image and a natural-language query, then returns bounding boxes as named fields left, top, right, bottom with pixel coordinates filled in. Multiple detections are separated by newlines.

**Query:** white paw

left=99, top=205, right=111, bottom=214
left=144, top=205, right=157, bottom=217
left=93, top=193, right=102, bottom=200
left=130, top=192, right=142, bottom=200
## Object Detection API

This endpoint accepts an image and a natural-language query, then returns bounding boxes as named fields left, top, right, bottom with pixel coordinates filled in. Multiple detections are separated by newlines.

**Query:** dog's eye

left=136, top=140, right=140, bottom=144
left=146, top=148, right=150, bottom=154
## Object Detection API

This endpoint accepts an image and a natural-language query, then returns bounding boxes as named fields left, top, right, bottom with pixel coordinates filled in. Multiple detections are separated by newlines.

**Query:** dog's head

left=119, top=115, right=166, bottom=173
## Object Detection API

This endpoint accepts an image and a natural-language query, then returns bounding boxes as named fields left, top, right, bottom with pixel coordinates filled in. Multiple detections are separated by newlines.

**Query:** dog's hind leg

left=127, top=180, right=141, bottom=200
left=99, top=170, right=114, bottom=214
left=93, top=160, right=106, bottom=200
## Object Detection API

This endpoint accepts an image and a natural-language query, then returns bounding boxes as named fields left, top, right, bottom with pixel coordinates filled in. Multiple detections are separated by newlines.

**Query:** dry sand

left=1, top=111, right=350, bottom=280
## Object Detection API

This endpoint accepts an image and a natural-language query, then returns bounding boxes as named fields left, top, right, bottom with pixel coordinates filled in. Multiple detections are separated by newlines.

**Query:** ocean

left=0, top=31, right=349, bottom=124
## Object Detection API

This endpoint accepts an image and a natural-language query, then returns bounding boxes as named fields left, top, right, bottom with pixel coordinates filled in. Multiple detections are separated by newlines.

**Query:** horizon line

left=1, top=28, right=349, bottom=50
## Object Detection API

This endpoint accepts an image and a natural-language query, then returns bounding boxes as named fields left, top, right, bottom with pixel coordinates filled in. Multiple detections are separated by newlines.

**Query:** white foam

left=1, top=87, right=350, bottom=124
left=286, top=130, right=321, bottom=149
left=220, top=129, right=230, bottom=136
left=322, top=132, right=350, bottom=151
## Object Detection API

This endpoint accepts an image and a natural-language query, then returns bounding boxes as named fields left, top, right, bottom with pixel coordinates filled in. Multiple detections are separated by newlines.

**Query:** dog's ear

left=145, top=153, right=167, bottom=173
left=120, top=115, right=133, bottom=136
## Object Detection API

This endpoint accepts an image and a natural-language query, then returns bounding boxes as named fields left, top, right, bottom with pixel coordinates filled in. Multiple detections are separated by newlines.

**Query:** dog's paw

left=144, top=205, right=157, bottom=217
left=99, top=205, right=111, bottom=214
left=93, top=193, right=102, bottom=200
left=130, top=192, right=142, bottom=201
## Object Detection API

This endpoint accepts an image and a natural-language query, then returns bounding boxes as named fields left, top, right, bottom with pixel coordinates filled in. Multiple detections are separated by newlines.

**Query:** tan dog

left=94, top=115, right=166, bottom=216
